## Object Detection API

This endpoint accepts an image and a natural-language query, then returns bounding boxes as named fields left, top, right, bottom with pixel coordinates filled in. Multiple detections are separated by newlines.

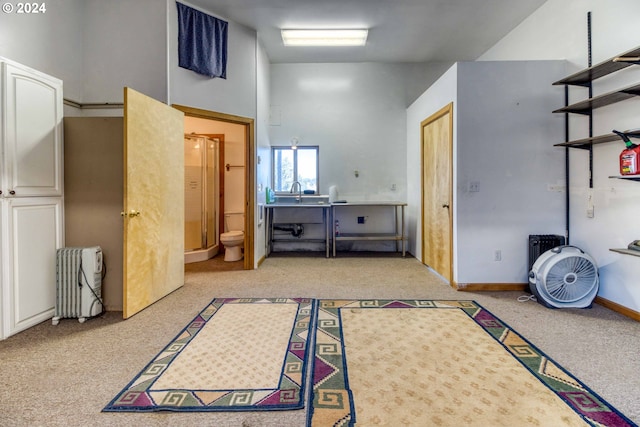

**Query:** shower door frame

left=199, top=133, right=225, bottom=250
left=184, top=134, right=224, bottom=255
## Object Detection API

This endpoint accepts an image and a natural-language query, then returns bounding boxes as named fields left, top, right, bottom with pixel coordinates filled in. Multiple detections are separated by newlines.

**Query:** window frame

left=271, top=145, right=320, bottom=194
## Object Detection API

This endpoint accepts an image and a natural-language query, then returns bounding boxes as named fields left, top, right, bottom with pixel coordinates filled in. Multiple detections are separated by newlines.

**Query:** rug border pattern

left=103, top=297, right=316, bottom=412
left=307, top=299, right=637, bottom=427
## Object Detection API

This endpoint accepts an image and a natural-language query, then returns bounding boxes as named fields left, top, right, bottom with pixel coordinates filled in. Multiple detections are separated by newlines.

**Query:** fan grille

left=543, top=255, right=598, bottom=303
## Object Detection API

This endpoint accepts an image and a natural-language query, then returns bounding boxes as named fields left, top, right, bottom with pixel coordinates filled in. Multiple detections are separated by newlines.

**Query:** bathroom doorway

left=184, top=133, right=223, bottom=263
left=175, top=104, right=255, bottom=271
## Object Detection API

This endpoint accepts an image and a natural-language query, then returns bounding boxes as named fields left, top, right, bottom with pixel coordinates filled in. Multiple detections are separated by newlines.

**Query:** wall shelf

left=609, top=175, right=640, bottom=181
left=557, top=45, right=640, bottom=268
left=552, top=83, right=640, bottom=115
left=610, top=248, right=640, bottom=258
left=554, top=133, right=620, bottom=149
left=553, top=45, right=640, bottom=187
left=554, top=130, right=640, bottom=149
left=553, top=46, right=640, bottom=87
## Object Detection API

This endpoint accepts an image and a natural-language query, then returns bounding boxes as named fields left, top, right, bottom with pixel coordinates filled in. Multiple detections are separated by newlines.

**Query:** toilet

left=220, top=212, right=244, bottom=261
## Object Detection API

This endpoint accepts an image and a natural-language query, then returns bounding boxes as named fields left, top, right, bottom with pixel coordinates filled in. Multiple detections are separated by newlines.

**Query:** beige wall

left=64, top=117, right=123, bottom=311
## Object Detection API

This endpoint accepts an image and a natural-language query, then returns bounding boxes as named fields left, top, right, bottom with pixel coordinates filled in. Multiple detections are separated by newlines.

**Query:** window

left=271, top=146, right=319, bottom=192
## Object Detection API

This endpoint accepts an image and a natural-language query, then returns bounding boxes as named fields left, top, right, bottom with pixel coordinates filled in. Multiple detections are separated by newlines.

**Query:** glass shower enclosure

left=184, top=134, right=220, bottom=263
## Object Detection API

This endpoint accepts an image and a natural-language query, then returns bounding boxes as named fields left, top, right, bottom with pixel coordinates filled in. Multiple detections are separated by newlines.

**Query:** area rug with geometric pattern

left=308, top=300, right=637, bottom=427
left=104, top=298, right=315, bottom=412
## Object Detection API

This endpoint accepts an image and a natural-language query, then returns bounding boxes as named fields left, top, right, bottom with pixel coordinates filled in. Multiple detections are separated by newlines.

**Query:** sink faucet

left=290, top=181, right=302, bottom=202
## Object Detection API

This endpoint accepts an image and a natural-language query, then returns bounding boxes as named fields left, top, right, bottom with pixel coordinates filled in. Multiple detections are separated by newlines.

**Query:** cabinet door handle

left=442, top=203, right=450, bottom=209
left=9, top=190, right=15, bottom=195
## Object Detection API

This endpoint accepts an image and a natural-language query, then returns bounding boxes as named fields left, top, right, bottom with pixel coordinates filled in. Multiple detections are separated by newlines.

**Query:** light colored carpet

left=0, top=256, right=638, bottom=426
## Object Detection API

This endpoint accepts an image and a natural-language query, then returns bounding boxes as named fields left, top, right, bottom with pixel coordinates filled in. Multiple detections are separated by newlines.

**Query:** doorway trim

left=173, top=104, right=255, bottom=270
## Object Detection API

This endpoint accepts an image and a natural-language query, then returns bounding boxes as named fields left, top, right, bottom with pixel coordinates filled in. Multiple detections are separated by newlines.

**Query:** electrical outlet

left=469, top=181, right=480, bottom=192
left=494, top=250, right=502, bottom=261
left=357, top=216, right=366, bottom=224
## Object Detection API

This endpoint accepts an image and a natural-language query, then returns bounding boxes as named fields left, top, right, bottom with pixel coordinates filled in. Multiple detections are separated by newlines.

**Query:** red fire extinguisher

left=614, top=130, right=640, bottom=175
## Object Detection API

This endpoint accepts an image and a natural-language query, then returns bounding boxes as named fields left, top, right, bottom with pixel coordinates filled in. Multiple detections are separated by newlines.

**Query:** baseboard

left=452, top=285, right=639, bottom=321
left=594, top=296, right=640, bottom=322
left=257, top=255, right=266, bottom=267
left=454, top=282, right=528, bottom=292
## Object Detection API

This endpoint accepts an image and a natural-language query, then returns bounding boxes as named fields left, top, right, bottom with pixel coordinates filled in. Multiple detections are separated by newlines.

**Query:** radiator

left=527, top=235, right=565, bottom=293
left=53, top=247, right=103, bottom=325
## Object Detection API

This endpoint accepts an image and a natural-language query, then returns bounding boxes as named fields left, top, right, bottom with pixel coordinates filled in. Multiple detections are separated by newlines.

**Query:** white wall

left=255, top=40, right=271, bottom=264
left=402, top=62, right=456, bottom=106
left=0, top=0, right=167, bottom=117
left=169, top=1, right=264, bottom=266
left=455, top=61, right=566, bottom=283
left=0, top=0, right=85, bottom=102
left=270, top=62, right=418, bottom=251
left=82, top=0, right=167, bottom=104
left=479, top=0, right=640, bottom=311
left=1, top=0, right=265, bottom=268
left=270, top=63, right=410, bottom=202
left=0, top=0, right=258, bottom=118
left=168, top=1, right=257, bottom=119
left=407, top=61, right=566, bottom=284
left=406, top=65, right=458, bottom=261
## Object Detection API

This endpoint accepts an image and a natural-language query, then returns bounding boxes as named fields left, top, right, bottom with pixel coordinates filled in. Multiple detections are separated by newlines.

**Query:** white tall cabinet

left=1, top=58, right=64, bottom=339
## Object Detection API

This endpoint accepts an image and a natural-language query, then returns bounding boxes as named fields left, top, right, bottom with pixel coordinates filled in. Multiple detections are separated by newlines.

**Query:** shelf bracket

left=613, top=56, right=640, bottom=65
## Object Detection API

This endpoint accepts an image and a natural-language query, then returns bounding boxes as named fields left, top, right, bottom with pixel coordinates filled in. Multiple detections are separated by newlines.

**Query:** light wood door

left=421, top=103, right=453, bottom=282
left=123, top=88, right=184, bottom=319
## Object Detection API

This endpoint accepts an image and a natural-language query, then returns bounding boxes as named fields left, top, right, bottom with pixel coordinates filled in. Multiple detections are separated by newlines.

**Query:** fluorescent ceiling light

left=281, top=29, right=368, bottom=47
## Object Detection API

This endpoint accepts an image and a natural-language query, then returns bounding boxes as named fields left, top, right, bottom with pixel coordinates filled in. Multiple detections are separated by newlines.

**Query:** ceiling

left=187, top=0, right=548, bottom=63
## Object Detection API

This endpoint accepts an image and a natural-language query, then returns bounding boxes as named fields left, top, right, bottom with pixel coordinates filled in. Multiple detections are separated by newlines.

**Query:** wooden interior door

left=123, top=88, right=184, bottom=318
left=421, top=103, right=453, bottom=282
